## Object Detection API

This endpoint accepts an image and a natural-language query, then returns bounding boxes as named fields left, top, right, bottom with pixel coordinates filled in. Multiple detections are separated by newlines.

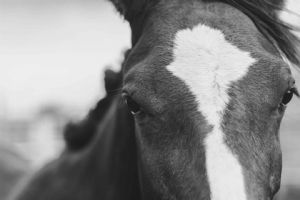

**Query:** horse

left=12, top=0, right=300, bottom=199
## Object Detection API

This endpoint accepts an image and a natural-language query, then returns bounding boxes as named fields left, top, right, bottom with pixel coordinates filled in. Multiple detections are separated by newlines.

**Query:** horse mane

left=210, top=0, right=300, bottom=66
left=63, top=50, right=130, bottom=151
left=110, top=0, right=300, bottom=66
left=63, top=69, right=122, bottom=151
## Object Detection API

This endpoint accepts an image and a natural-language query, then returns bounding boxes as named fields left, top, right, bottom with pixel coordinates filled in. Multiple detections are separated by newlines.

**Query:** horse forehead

left=167, top=24, right=256, bottom=122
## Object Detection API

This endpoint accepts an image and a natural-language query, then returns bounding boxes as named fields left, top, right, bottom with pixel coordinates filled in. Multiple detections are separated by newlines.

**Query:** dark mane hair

left=110, top=0, right=300, bottom=66
left=63, top=50, right=130, bottom=151
left=63, top=69, right=122, bottom=151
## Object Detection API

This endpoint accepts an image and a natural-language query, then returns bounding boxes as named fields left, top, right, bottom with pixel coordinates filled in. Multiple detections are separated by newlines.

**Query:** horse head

left=109, top=0, right=300, bottom=199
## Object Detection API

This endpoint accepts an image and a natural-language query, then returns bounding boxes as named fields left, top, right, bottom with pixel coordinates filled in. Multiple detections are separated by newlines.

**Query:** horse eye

left=123, top=95, right=141, bottom=115
left=281, top=88, right=295, bottom=106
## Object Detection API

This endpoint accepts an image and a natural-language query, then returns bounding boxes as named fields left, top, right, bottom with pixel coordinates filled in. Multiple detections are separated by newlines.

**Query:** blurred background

left=0, top=0, right=299, bottom=199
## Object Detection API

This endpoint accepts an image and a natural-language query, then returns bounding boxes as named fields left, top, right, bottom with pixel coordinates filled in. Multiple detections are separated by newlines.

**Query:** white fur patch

left=166, top=24, right=256, bottom=200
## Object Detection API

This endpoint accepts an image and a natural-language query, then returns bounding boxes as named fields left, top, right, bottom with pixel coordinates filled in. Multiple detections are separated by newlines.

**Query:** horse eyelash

left=291, top=87, right=300, bottom=97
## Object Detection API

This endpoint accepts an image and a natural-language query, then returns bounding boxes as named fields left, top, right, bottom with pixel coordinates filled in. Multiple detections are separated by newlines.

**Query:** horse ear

left=109, top=0, right=148, bottom=21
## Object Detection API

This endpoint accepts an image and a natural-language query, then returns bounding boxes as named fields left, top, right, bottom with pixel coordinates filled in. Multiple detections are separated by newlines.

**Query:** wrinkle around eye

left=122, top=92, right=165, bottom=117
left=124, top=95, right=142, bottom=115
left=122, top=83, right=168, bottom=116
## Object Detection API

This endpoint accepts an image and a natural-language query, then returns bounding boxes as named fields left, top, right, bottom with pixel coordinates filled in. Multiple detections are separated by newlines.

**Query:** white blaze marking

left=166, top=24, right=256, bottom=200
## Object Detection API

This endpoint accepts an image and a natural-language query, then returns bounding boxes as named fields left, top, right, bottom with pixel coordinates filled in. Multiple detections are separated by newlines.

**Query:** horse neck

left=83, top=97, right=141, bottom=199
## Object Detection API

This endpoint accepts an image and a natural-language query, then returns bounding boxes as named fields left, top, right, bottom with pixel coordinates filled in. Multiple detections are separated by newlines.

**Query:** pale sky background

left=0, top=0, right=299, bottom=119
left=0, top=0, right=130, bottom=118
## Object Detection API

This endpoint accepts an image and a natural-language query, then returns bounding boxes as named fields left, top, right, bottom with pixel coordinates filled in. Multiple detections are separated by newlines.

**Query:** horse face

left=119, top=1, right=297, bottom=200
